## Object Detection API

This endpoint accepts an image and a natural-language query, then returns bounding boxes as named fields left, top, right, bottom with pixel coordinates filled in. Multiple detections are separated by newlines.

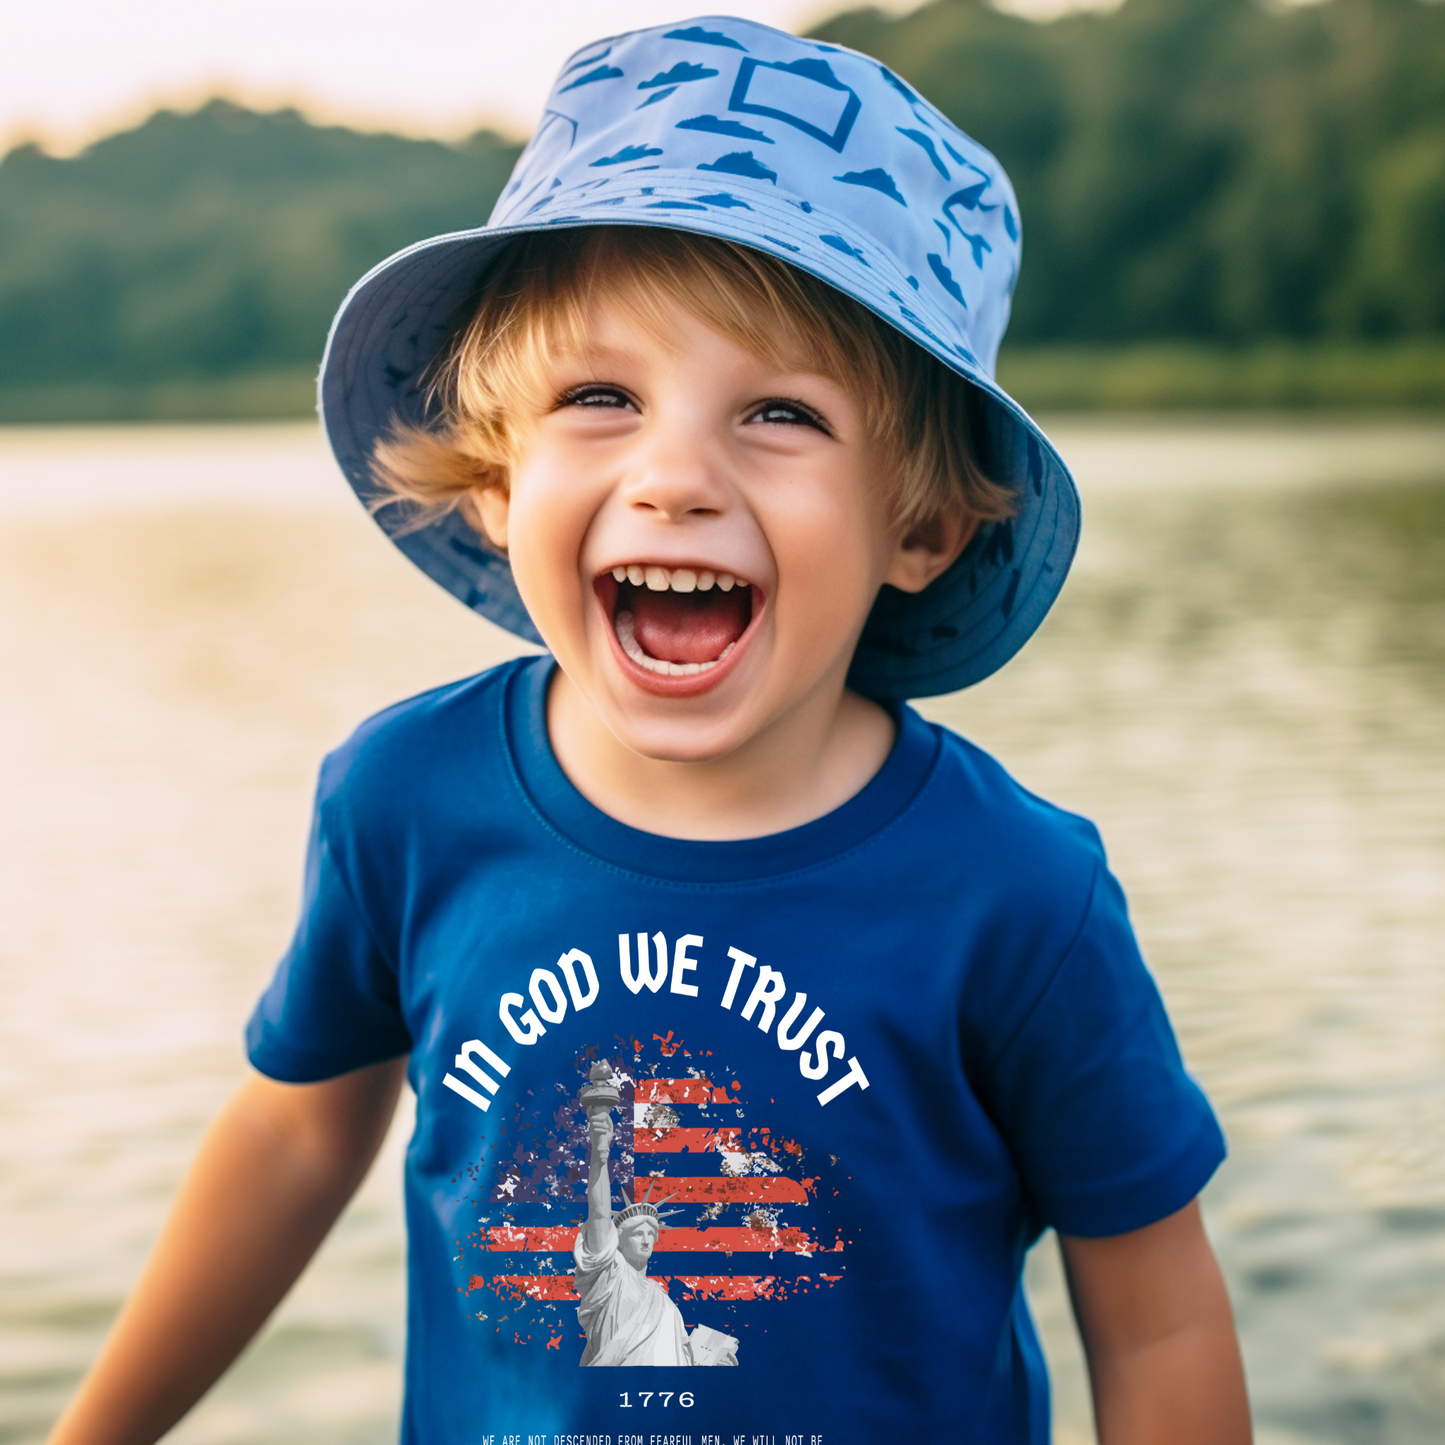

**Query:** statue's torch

left=579, top=1060, right=621, bottom=1124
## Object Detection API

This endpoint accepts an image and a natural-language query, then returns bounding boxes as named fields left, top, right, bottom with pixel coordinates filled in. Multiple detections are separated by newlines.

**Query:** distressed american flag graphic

left=466, top=1064, right=847, bottom=1322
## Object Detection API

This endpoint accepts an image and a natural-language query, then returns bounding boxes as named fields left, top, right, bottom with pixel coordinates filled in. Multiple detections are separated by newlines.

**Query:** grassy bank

left=2, top=343, right=1444, bottom=425
left=0, top=369, right=318, bottom=425
left=997, top=341, right=1445, bottom=414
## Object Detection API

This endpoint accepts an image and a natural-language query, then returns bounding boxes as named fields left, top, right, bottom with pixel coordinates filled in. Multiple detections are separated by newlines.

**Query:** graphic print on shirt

left=575, top=1060, right=737, bottom=1367
left=452, top=1027, right=852, bottom=1366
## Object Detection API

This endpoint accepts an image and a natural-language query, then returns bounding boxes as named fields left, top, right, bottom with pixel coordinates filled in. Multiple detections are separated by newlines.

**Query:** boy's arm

left=48, top=1056, right=407, bottom=1445
left=1060, top=1200, right=1251, bottom=1445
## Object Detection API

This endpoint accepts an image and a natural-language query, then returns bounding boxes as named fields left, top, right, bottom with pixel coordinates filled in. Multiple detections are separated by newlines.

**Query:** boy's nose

left=619, top=426, right=729, bottom=523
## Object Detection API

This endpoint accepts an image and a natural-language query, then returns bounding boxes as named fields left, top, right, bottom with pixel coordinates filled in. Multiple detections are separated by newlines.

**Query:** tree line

left=0, top=0, right=1441, bottom=400
left=815, top=0, right=1445, bottom=343
left=0, top=104, right=520, bottom=392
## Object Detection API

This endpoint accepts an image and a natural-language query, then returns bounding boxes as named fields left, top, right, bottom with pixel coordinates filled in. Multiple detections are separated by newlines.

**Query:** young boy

left=51, top=17, right=1250, bottom=1445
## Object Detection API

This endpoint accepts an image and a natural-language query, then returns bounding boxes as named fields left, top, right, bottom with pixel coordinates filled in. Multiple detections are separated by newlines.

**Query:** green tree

left=0, top=101, right=520, bottom=388
left=813, top=0, right=1445, bottom=343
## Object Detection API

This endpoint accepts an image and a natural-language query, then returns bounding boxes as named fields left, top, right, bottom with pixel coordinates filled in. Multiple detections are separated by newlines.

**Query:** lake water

left=1, top=418, right=1442, bottom=1445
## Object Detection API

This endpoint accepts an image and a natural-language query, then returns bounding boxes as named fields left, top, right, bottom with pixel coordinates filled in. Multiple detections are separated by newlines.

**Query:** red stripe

left=651, top=1225, right=823, bottom=1253
left=644, top=1175, right=810, bottom=1204
left=480, top=1222, right=835, bottom=1253
left=634, top=1126, right=742, bottom=1153
left=637, top=1078, right=734, bottom=1106
left=671, top=1274, right=776, bottom=1300
left=481, top=1225, right=579, bottom=1251
left=474, top=1274, right=839, bottom=1303
left=476, top=1274, right=578, bottom=1301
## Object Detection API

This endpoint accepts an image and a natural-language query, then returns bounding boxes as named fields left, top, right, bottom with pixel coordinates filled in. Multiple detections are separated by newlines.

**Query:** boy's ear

left=470, top=484, right=511, bottom=552
left=882, top=508, right=980, bottom=595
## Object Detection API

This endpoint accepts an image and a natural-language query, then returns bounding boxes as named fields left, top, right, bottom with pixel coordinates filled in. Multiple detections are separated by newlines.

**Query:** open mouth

left=595, top=563, right=757, bottom=682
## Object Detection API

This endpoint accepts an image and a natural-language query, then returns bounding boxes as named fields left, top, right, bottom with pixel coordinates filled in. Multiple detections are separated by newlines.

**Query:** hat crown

left=490, top=15, right=1021, bottom=377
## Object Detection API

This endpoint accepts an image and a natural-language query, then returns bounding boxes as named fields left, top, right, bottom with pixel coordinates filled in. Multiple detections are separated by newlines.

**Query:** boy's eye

left=745, top=398, right=832, bottom=434
left=558, top=384, right=635, bottom=411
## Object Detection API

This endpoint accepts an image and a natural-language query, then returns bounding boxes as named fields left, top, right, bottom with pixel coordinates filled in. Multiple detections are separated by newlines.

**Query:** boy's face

left=474, top=294, right=935, bottom=767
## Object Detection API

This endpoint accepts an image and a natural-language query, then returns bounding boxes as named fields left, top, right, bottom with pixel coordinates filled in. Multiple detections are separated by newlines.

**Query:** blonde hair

left=370, top=227, right=1015, bottom=537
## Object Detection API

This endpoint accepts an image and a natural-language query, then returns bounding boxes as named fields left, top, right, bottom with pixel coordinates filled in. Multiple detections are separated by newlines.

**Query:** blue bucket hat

left=319, top=14, right=1079, bottom=698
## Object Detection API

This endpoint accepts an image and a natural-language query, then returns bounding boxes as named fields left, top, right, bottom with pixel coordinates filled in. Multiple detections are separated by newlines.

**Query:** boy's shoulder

left=313, top=656, right=529, bottom=820
left=915, top=713, right=1108, bottom=895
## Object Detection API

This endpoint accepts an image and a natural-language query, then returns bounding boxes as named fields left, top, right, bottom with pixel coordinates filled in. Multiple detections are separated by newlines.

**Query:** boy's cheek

left=774, top=507, right=894, bottom=622
left=502, top=463, right=592, bottom=573
left=504, top=488, right=609, bottom=648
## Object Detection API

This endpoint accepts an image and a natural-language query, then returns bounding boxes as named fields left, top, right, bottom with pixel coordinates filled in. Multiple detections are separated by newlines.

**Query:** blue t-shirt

left=248, top=656, right=1224, bottom=1444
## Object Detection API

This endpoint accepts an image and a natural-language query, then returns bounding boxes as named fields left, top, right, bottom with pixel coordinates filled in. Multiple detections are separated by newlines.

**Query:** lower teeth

left=615, top=612, right=736, bottom=677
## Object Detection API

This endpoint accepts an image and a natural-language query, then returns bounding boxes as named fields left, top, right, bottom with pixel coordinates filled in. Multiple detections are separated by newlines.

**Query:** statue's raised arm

left=571, top=1060, right=737, bottom=1367
left=581, top=1068, right=618, bottom=1257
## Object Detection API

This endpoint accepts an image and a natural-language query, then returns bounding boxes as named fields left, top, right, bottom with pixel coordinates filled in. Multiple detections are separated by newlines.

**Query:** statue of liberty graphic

left=575, top=1062, right=739, bottom=1367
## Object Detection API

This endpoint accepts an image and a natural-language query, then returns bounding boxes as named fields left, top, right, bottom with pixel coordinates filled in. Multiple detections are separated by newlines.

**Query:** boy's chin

left=601, top=701, right=759, bottom=767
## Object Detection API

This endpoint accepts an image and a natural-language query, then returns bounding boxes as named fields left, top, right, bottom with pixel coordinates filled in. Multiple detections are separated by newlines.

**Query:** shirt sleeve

left=245, top=787, right=413, bottom=1082
left=977, top=864, right=1226, bottom=1238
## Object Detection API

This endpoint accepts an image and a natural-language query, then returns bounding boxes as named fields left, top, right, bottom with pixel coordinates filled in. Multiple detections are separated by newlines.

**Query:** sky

left=0, top=0, right=1114, bottom=155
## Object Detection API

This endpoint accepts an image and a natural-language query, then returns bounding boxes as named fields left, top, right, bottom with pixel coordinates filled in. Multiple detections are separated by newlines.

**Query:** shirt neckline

left=502, top=656, right=939, bottom=884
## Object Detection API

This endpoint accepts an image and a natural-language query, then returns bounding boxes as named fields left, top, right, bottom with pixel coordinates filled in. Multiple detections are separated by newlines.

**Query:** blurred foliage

left=815, top=0, right=1445, bottom=344
left=0, top=103, right=520, bottom=392
left=1, top=0, right=1443, bottom=418
left=996, top=338, right=1445, bottom=409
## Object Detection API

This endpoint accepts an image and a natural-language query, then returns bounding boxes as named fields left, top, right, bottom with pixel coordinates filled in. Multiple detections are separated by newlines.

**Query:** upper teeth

left=611, top=565, right=741, bottom=593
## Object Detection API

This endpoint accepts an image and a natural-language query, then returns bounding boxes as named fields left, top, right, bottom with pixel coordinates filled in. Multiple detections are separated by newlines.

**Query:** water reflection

left=1, top=421, right=1442, bottom=1445
left=931, top=447, right=1445, bottom=1445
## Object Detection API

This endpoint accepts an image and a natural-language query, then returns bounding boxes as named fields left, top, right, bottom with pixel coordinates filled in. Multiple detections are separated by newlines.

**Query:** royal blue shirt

left=248, top=656, right=1224, bottom=1444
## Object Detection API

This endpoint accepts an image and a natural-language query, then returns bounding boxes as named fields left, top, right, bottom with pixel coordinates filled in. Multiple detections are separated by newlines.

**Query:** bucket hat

left=319, top=14, right=1079, bottom=698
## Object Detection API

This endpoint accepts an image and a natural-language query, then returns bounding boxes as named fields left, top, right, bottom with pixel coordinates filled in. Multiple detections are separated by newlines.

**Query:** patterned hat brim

left=319, top=172, right=1079, bottom=699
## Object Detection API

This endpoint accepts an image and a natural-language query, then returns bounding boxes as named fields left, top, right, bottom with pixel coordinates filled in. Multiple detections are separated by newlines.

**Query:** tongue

left=627, top=585, right=751, bottom=664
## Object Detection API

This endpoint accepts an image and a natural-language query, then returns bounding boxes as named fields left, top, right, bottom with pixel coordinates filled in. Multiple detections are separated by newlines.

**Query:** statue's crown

left=617, top=1176, right=682, bottom=1231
